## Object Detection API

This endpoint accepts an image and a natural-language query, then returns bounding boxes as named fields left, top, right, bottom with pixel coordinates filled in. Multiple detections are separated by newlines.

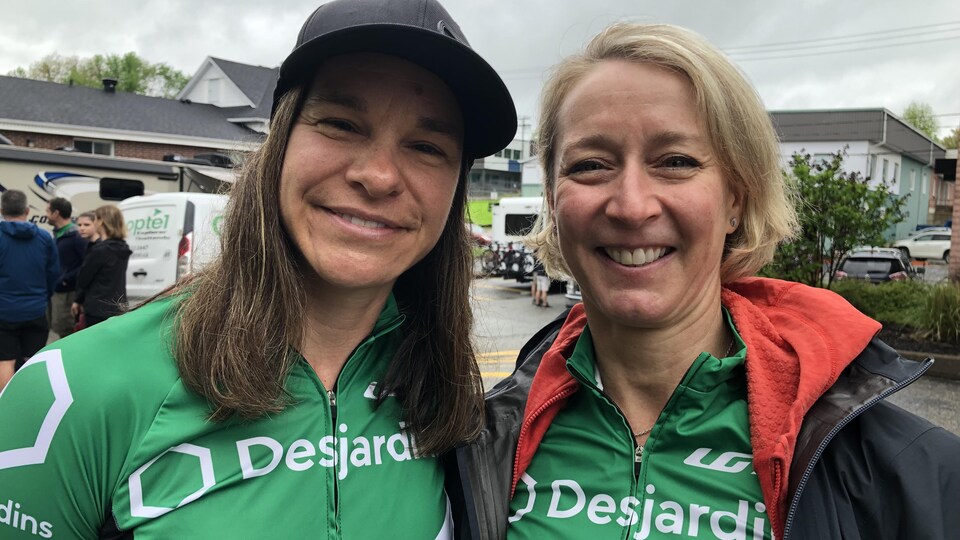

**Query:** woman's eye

left=412, top=143, right=444, bottom=156
left=318, top=118, right=357, bottom=132
left=567, top=160, right=604, bottom=174
left=661, top=155, right=700, bottom=168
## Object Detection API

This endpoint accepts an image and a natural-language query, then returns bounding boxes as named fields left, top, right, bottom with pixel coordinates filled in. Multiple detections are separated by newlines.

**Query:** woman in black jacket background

left=72, top=205, right=132, bottom=327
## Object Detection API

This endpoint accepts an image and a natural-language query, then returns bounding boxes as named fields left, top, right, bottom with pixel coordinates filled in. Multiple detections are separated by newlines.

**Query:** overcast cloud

left=1, top=0, right=957, bottom=139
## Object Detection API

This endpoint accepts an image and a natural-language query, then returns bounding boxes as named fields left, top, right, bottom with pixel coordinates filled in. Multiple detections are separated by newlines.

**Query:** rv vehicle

left=119, top=193, right=228, bottom=306
left=0, top=145, right=233, bottom=223
left=481, top=197, right=542, bottom=281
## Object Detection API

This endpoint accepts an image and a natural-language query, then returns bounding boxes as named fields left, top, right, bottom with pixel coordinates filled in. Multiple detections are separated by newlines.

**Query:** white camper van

left=119, top=193, right=228, bottom=306
left=490, top=196, right=542, bottom=244
left=0, top=145, right=234, bottom=222
left=482, top=197, right=543, bottom=280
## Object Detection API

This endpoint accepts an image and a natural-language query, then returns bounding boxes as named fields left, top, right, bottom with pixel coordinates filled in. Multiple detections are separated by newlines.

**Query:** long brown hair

left=169, top=85, right=483, bottom=455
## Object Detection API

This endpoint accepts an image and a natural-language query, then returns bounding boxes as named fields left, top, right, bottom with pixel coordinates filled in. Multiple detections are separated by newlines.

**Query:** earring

left=730, top=217, right=738, bottom=228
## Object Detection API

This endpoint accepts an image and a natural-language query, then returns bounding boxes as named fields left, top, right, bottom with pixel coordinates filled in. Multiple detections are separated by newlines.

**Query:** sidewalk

left=899, top=350, right=960, bottom=380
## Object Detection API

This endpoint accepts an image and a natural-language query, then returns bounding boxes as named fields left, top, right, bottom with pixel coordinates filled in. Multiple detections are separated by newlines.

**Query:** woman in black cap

left=0, top=0, right=516, bottom=537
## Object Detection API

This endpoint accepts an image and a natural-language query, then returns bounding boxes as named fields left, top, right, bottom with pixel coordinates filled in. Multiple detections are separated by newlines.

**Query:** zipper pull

left=327, top=389, right=338, bottom=422
left=634, top=444, right=643, bottom=477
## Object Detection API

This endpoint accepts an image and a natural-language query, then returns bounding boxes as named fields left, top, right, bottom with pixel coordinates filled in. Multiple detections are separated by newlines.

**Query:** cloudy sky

left=1, top=0, right=957, bottom=139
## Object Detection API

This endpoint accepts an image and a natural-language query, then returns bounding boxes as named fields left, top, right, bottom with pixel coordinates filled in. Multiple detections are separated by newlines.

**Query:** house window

left=893, top=163, right=899, bottom=185
left=882, top=159, right=888, bottom=181
left=921, top=172, right=927, bottom=194
left=868, top=154, right=877, bottom=179
left=73, top=138, right=113, bottom=156
left=512, top=149, right=522, bottom=160
left=207, top=78, right=221, bottom=102
left=910, top=170, right=916, bottom=191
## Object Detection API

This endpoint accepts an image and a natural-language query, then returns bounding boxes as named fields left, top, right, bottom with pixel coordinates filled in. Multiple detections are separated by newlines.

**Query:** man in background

left=46, top=197, right=86, bottom=337
left=0, top=190, right=59, bottom=390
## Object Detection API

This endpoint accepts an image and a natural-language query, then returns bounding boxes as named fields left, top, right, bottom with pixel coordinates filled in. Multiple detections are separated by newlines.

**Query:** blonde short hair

left=528, top=23, right=798, bottom=282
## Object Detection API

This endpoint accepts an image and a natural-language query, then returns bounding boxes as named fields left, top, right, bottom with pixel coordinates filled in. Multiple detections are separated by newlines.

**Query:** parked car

left=835, top=247, right=918, bottom=283
left=893, top=230, right=951, bottom=261
left=907, top=226, right=951, bottom=237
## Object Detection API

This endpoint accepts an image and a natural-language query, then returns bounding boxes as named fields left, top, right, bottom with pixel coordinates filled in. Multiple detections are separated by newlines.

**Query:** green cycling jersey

left=508, top=314, right=771, bottom=540
left=0, top=295, right=450, bottom=539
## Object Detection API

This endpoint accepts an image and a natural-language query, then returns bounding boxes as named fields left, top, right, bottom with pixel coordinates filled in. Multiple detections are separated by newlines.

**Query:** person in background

left=46, top=197, right=87, bottom=338
left=71, top=205, right=131, bottom=327
left=453, top=23, right=960, bottom=540
left=532, top=260, right=550, bottom=308
left=0, top=190, right=58, bottom=390
left=75, top=211, right=101, bottom=248
left=0, top=0, right=516, bottom=537
left=72, top=211, right=100, bottom=331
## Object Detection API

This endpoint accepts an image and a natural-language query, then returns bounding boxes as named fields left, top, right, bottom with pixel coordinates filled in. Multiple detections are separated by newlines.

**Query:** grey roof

left=209, top=57, right=277, bottom=115
left=0, top=75, right=263, bottom=143
left=770, top=108, right=946, bottom=165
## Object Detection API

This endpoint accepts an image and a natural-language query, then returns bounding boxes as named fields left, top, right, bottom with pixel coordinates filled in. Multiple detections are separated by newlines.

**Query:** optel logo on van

left=128, top=209, right=171, bottom=236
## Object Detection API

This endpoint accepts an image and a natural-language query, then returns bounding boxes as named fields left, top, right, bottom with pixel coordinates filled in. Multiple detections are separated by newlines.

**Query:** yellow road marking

left=481, top=372, right=512, bottom=378
left=473, top=282, right=530, bottom=294
left=479, top=350, right=520, bottom=358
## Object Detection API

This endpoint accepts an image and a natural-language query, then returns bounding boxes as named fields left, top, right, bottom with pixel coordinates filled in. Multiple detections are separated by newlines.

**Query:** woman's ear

left=725, top=182, right=743, bottom=234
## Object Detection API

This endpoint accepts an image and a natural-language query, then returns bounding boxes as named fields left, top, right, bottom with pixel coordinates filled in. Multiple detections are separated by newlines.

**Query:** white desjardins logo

left=509, top=448, right=769, bottom=540
left=510, top=475, right=769, bottom=540
left=128, top=421, right=421, bottom=519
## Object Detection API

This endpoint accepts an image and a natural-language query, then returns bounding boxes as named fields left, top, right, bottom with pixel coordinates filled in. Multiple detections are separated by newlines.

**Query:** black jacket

left=450, top=313, right=960, bottom=540
left=54, top=224, right=87, bottom=292
left=76, top=238, right=132, bottom=318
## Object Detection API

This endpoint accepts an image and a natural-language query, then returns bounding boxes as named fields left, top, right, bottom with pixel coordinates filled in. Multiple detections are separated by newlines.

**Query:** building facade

left=772, top=109, right=948, bottom=240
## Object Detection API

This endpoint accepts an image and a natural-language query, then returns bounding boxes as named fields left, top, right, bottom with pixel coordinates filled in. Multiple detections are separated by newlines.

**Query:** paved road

left=471, top=277, right=960, bottom=436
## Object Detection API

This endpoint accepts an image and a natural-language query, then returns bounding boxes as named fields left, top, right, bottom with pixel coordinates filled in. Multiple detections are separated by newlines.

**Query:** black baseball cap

left=273, top=0, right=518, bottom=160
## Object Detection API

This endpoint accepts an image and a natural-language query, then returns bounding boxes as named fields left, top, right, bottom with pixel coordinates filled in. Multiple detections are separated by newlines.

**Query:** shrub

left=912, top=283, right=960, bottom=345
left=830, top=280, right=927, bottom=327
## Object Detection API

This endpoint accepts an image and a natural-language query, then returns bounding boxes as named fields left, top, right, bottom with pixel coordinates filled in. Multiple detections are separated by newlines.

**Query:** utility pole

left=518, top=116, right=531, bottom=159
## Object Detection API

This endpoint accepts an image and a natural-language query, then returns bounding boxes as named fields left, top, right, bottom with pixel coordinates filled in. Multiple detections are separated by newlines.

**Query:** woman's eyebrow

left=304, top=90, right=368, bottom=113
left=418, top=117, right=462, bottom=140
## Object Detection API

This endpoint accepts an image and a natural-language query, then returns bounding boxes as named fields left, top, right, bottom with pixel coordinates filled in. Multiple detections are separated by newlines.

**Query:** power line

left=726, top=28, right=960, bottom=56
left=497, top=22, right=960, bottom=79
left=730, top=35, right=960, bottom=62
left=722, top=20, right=960, bottom=52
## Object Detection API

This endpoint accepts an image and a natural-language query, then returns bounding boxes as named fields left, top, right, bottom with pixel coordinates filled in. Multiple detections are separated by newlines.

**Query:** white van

left=490, top=196, right=542, bottom=244
left=119, top=193, right=228, bottom=306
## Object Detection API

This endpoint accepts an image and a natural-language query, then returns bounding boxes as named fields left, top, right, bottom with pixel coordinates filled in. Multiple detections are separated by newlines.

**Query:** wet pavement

left=471, top=277, right=959, bottom=436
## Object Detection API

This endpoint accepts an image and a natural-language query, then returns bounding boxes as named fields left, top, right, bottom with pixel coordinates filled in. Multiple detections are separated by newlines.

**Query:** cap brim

left=275, top=24, right=517, bottom=160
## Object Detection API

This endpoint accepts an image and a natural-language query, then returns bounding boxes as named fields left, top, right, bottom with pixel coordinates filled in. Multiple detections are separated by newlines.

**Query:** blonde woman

left=71, top=205, right=131, bottom=327
left=452, top=23, right=960, bottom=540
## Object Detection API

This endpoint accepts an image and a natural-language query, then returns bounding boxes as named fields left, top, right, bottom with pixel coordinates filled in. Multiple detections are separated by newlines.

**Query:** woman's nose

left=604, top=163, right=662, bottom=226
left=345, top=143, right=404, bottom=198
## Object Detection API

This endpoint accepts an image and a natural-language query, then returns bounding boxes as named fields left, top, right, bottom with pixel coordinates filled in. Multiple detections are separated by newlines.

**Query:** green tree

left=901, top=101, right=939, bottom=141
left=7, top=52, right=189, bottom=98
left=941, top=127, right=959, bottom=150
left=763, top=150, right=908, bottom=288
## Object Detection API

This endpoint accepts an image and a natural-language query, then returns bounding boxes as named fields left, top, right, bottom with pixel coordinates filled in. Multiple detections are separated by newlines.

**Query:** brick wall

left=1, top=129, right=228, bottom=162
left=2, top=131, right=73, bottom=150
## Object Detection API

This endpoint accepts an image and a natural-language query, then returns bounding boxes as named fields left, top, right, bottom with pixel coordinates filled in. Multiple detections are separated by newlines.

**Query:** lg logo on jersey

left=682, top=448, right=754, bottom=475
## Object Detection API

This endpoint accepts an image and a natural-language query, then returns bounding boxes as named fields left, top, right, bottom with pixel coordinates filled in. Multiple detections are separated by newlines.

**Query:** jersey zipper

left=328, top=388, right=341, bottom=537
